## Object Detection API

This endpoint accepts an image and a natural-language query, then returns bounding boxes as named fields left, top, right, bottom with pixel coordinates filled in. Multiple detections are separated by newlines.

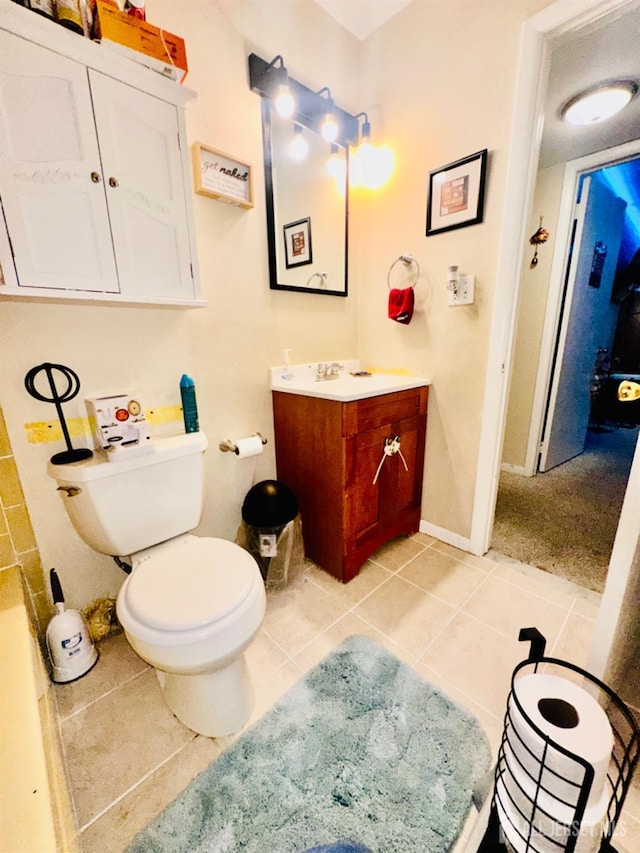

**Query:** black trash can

left=236, top=480, right=305, bottom=588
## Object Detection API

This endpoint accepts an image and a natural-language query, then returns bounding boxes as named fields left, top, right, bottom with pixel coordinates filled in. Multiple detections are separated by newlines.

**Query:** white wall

left=502, top=163, right=564, bottom=470
left=0, top=0, right=554, bottom=608
left=355, top=0, right=550, bottom=534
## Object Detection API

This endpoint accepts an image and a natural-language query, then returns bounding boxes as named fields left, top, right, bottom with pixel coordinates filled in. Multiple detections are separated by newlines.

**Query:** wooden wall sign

left=192, top=143, right=253, bottom=209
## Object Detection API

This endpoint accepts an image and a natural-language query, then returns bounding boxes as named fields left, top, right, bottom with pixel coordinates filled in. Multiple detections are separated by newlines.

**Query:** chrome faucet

left=315, top=362, right=343, bottom=381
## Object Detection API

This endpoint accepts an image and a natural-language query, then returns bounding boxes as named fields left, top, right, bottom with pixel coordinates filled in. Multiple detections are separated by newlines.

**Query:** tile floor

left=53, top=533, right=640, bottom=852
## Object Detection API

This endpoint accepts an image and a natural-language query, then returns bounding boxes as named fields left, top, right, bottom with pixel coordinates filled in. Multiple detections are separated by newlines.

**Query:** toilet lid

left=124, top=538, right=259, bottom=631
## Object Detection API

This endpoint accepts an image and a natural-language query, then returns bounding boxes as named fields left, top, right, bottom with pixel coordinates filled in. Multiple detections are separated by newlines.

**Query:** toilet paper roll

left=509, top=673, right=613, bottom=808
left=234, top=436, right=264, bottom=458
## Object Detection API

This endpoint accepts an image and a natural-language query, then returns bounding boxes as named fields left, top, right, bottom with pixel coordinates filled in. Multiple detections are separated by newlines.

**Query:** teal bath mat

left=127, top=635, right=491, bottom=852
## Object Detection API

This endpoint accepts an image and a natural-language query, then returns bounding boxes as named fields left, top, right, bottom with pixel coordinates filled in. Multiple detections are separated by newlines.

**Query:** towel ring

left=387, top=254, right=419, bottom=289
left=307, top=271, right=328, bottom=288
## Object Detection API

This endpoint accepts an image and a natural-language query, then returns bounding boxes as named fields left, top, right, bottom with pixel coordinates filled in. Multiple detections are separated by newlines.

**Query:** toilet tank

left=48, top=433, right=208, bottom=557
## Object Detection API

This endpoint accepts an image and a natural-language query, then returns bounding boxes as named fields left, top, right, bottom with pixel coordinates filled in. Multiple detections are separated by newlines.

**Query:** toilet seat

left=123, top=537, right=259, bottom=632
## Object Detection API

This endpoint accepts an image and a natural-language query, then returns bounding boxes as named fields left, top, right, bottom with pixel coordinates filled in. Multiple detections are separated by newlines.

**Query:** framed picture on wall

left=283, top=217, right=313, bottom=268
left=426, top=149, right=488, bottom=236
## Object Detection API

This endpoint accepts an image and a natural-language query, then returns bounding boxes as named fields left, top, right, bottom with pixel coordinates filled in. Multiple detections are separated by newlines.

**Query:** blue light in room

left=599, top=163, right=640, bottom=245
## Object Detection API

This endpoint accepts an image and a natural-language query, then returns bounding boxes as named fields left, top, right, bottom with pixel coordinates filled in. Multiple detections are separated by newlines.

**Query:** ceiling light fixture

left=317, top=87, right=340, bottom=143
left=561, top=79, right=638, bottom=126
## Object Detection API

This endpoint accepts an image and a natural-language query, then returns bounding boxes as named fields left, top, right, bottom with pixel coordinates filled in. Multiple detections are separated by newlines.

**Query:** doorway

left=470, top=0, right=640, bottom=689
left=491, top=150, right=640, bottom=592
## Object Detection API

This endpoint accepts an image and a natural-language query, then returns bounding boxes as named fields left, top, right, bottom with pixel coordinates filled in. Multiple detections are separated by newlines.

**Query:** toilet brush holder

left=46, top=568, right=98, bottom=683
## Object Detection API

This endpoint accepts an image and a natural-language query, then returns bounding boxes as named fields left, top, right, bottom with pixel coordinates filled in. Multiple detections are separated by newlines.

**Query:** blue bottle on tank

left=180, top=374, right=199, bottom=433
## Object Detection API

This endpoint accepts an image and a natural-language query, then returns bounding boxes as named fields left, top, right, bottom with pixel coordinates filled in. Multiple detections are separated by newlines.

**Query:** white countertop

left=270, top=361, right=431, bottom=402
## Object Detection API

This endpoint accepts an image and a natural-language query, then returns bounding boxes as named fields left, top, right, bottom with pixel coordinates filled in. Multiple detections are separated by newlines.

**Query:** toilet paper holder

left=479, top=627, right=640, bottom=853
left=219, top=433, right=267, bottom=454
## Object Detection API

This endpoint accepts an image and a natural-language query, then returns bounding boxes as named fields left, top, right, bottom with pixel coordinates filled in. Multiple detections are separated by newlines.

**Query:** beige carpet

left=491, top=426, right=638, bottom=593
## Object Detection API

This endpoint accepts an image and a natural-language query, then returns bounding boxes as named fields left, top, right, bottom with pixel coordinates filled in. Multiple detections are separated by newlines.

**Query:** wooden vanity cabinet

left=272, top=386, right=428, bottom=582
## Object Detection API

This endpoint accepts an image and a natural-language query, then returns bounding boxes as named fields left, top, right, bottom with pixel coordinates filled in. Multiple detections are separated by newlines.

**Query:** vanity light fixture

left=351, top=111, right=395, bottom=190
left=265, top=55, right=295, bottom=118
left=248, top=53, right=360, bottom=147
left=560, top=79, right=638, bottom=126
left=290, top=124, right=309, bottom=161
left=350, top=112, right=371, bottom=187
left=355, top=112, right=372, bottom=150
left=317, top=87, right=340, bottom=143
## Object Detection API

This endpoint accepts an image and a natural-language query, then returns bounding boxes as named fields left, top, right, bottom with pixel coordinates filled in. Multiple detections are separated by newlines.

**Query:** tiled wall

left=0, top=407, right=49, bottom=637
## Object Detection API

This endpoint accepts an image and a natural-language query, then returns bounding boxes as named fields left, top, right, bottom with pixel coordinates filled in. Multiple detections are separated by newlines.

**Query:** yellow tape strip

left=24, top=406, right=183, bottom=444
left=145, top=405, right=183, bottom=425
left=25, top=418, right=90, bottom=444
left=365, top=366, right=412, bottom=376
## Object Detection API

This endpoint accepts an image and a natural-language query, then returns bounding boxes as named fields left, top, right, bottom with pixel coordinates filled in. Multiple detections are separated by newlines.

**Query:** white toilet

left=48, top=432, right=266, bottom=737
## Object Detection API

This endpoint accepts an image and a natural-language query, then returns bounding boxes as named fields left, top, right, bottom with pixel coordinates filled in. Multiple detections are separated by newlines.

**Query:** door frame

left=524, top=143, right=640, bottom=477
left=470, top=0, right=640, bottom=682
left=470, top=0, right=638, bottom=555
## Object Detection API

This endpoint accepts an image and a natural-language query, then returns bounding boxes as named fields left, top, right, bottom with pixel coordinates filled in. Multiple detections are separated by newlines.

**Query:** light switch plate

left=448, top=274, right=475, bottom=306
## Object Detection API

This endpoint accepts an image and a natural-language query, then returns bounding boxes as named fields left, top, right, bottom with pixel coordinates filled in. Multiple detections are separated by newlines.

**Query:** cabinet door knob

left=108, top=177, right=119, bottom=188
left=90, top=171, right=101, bottom=183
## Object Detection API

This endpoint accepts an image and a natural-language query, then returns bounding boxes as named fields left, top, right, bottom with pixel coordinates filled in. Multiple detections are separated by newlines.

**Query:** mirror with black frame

left=262, top=101, right=349, bottom=295
left=249, top=53, right=359, bottom=297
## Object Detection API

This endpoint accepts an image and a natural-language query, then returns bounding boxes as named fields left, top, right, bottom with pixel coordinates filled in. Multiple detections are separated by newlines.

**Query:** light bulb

left=367, top=146, right=395, bottom=189
left=275, top=84, right=295, bottom=119
left=349, top=148, right=362, bottom=188
left=290, top=126, right=308, bottom=161
left=355, top=144, right=395, bottom=190
left=321, top=113, right=339, bottom=143
left=358, top=138, right=374, bottom=165
left=326, top=146, right=346, bottom=189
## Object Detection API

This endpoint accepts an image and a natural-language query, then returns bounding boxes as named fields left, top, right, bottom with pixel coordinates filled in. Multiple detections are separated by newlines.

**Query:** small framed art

left=283, top=217, right=313, bottom=268
left=426, top=149, right=488, bottom=236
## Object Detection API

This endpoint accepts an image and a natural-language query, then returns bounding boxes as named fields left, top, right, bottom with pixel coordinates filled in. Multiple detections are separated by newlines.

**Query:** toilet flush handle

left=57, top=486, right=82, bottom=497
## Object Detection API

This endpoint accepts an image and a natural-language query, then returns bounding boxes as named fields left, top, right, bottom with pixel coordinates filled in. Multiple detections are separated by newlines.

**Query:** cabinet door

left=89, top=71, right=194, bottom=301
left=348, top=423, right=388, bottom=539
left=347, top=414, right=425, bottom=545
left=0, top=31, right=118, bottom=292
left=376, top=415, right=424, bottom=525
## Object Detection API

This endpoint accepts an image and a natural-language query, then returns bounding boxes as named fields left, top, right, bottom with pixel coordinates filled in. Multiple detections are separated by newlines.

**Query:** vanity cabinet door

left=344, top=410, right=426, bottom=580
left=0, top=30, right=119, bottom=292
left=89, top=71, right=194, bottom=301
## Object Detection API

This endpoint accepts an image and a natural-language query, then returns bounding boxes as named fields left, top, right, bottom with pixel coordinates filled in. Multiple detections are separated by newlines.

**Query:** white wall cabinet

left=0, top=5, right=204, bottom=306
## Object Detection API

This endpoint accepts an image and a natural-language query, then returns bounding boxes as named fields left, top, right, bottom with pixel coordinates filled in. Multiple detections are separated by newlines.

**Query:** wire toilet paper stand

left=481, top=627, right=639, bottom=853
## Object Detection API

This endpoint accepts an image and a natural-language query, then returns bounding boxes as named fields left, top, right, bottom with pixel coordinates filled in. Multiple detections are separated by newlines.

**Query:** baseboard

left=419, top=519, right=474, bottom=554
left=500, top=462, right=527, bottom=475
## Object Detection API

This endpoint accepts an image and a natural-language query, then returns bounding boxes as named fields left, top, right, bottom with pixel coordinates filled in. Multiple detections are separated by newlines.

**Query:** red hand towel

left=388, top=287, right=414, bottom=324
